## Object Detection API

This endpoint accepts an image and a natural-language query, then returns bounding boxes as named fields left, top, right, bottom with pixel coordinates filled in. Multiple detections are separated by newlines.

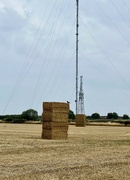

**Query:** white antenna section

left=78, top=76, right=85, bottom=114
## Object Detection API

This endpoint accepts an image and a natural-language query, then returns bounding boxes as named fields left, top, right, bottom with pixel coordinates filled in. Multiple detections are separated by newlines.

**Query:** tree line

left=0, top=109, right=40, bottom=123
left=88, top=112, right=129, bottom=120
left=0, top=109, right=129, bottom=124
left=0, top=109, right=75, bottom=123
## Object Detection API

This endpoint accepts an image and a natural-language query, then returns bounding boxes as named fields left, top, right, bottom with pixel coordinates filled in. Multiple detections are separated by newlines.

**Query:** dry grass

left=0, top=123, right=130, bottom=180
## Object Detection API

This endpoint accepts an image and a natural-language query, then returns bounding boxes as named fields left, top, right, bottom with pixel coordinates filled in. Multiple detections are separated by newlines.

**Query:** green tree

left=123, top=114, right=129, bottom=119
left=4, top=116, right=13, bottom=123
left=113, top=112, right=118, bottom=119
left=21, top=109, right=38, bottom=121
left=68, top=110, right=75, bottom=121
left=91, top=113, right=100, bottom=119
left=107, top=112, right=118, bottom=119
left=107, top=112, right=113, bottom=119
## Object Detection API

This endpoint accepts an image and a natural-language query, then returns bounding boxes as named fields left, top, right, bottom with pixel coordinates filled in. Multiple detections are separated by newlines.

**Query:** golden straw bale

left=41, top=130, right=68, bottom=140
left=42, top=122, right=68, bottom=130
left=76, top=114, right=86, bottom=127
left=76, top=114, right=86, bottom=120
left=42, top=111, right=68, bottom=122
left=41, top=102, right=69, bottom=140
left=43, top=102, right=69, bottom=112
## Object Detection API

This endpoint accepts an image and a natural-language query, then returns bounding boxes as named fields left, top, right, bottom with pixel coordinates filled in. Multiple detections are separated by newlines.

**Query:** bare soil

left=0, top=123, right=130, bottom=180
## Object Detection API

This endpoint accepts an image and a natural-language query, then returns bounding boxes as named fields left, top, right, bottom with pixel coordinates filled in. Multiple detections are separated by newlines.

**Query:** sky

left=0, top=0, right=130, bottom=116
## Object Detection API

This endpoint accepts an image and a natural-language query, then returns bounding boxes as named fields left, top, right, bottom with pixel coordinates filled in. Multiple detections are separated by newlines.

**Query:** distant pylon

left=78, top=76, right=85, bottom=114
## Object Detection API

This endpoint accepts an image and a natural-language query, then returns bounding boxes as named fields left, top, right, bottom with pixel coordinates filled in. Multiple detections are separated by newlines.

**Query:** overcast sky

left=0, top=0, right=130, bottom=116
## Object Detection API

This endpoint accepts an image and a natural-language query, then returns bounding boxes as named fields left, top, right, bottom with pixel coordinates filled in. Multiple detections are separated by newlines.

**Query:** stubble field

left=0, top=123, right=130, bottom=180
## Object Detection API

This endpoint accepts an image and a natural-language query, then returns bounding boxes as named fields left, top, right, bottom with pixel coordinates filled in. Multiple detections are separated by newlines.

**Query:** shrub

left=113, top=112, right=118, bottom=119
left=68, top=110, right=75, bottom=120
left=107, top=113, right=113, bottom=119
left=12, top=119, right=26, bottom=123
left=123, top=114, right=129, bottom=119
left=107, top=112, right=118, bottom=119
left=91, top=113, right=100, bottom=119
left=21, top=109, right=38, bottom=121
left=4, top=117, right=13, bottom=123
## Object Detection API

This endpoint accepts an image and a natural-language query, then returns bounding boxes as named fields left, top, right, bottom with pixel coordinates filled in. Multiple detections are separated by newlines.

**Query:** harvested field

left=0, top=123, right=130, bottom=180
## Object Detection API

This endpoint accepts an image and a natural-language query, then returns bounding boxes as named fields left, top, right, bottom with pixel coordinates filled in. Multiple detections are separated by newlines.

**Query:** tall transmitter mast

left=75, top=1, right=85, bottom=115
left=76, top=0, right=79, bottom=114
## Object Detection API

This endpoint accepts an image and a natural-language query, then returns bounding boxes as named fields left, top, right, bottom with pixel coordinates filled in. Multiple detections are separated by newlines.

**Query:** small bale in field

left=76, top=114, right=86, bottom=127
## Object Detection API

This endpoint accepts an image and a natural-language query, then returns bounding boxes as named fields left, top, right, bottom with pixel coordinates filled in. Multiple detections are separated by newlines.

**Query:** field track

left=0, top=123, right=130, bottom=180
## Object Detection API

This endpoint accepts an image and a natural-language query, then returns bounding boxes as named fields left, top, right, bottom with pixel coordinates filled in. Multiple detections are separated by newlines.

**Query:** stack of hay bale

left=42, top=102, right=69, bottom=140
left=76, top=114, right=86, bottom=127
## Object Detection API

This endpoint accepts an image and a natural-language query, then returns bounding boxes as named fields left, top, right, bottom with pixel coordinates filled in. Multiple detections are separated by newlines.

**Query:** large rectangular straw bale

left=76, top=114, right=86, bottom=127
left=43, top=102, right=69, bottom=112
left=41, top=130, right=68, bottom=140
left=42, top=111, right=68, bottom=122
left=42, top=102, right=69, bottom=140
left=42, top=122, right=68, bottom=130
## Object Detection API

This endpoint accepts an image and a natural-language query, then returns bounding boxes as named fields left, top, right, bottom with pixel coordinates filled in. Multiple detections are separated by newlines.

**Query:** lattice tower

left=78, top=76, right=85, bottom=114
